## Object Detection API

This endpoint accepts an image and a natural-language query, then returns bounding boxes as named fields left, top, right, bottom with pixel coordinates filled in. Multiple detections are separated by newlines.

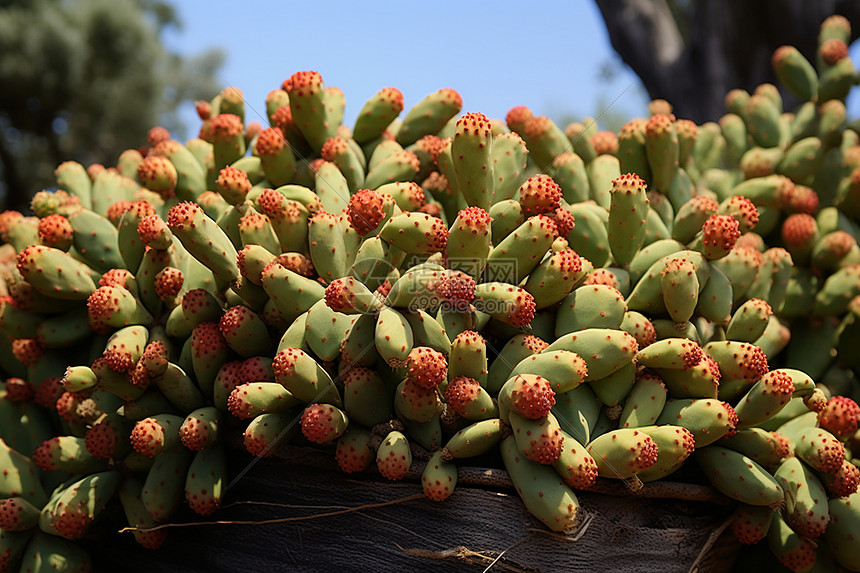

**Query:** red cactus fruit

left=435, top=270, right=477, bottom=307
left=375, top=279, right=393, bottom=299
left=179, top=416, right=212, bottom=452
left=645, top=113, right=674, bottom=137
left=300, top=404, right=343, bottom=444
left=85, top=422, right=121, bottom=460
left=105, top=200, right=133, bottom=225
left=514, top=416, right=566, bottom=465
left=103, top=341, right=138, bottom=373
left=49, top=502, right=92, bottom=540
left=721, top=402, right=741, bottom=438
left=273, top=348, right=301, bottom=379
left=129, top=418, right=167, bottom=458
left=505, top=105, right=533, bottom=133
left=271, top=106, right=294, bottom=135
left=274, top=252, right=315, bottom=277
left=734, top=233, right=765, bottom=251
left=226, top=384, right=264, bottom=420
left=335, top=433, right=372, bottom=474
left=324, top=277, right=361, bottom=313
left=820, top=38, right=850, bottom=65
left=781, top=213, right=817, bottom=247
left=238, top=211, right=271, bottom=236
left=520, top=335, right=548, bottom=354
left=455, top=205, right=492, bottom=234
left=137, top=156, right=177, bottom=198
left=524, top=116, right=557, bottom=141
left=419, top=202, right=442, bottom=217
left=137, top=214, right=170, bottom=246
left=34, top=376, right=63, bottom=409
left=86, top=287, right=121, bottom=334
left=689, top=195, right=721, bottom=217
left=702, top=215, right=741, bottom=258
left=33, top=437, right=62, bottom=471
left=218, top=304, right=254, bottom=340
left=181, top=289, right=214, bottom=319
left=774, top=535, right=817, bottom=572
left=0, top=210, right=23, bottom=241
left=444, top=376, right=482, bottom=417
left=11, top=338, right=43, bottom=367
left=37, top=214, right=73, bottom=250
left=216, top=165, right=252, bottom=204
left=497, top=286, right=537, bottom=328
left=414, top=135, right=446, bottom=161
left=286, top=71, right=323, bottom=96
left=98, top=269, right=133, bottom=290
left=347, top=189, right=392, bottom=236
left=0, top=497, right=31, bottom=530
left=722, top=196, right=760, bottom=232
left=768, top=432, right=791, bottom=461
left=377, top=86, right=404, bottom=111
left=457, top=111, right=492, bottom=140
left=510, top=375, right=556, bottom=419
left=519, top=175, right=563, bottom=216
left=824, top=460, right=860, bottom=497
left=130, top=361, right=152, bottom=389
left=154, top=267, right=183, bottom=302
left=210, top=113, right=244, bottom=142
left=590, top=130, right=619, bottom=155
left=550, top=248, right=584, bottom=277
left=785, top=185, right=819, bottom=215
left=4, top=377, right=34, bottom=403
left=377, top=442, right=411, bottom=481
left=122, top=201, right=154, bottom=226
left=397, top=182, right=427, bottom=210
left=30, top=189, right=79, bottom=218
left=136, top=339, right=171, bottom=378
left=581, top=269, right=618, bottom=289
left=549, top=206, right=575, bottom=237
left=675, top=118, right=698, bottom=140
left=649, top=99, right=673, bottom=116
left=320, top=137, right=348, bottom=162
left=245, top=121, right=263, bottom=142
left=166, top=201, right=202, bottom=231
left=55, top=389, right=83, bottom=423
left=438, top=88, right=462, bottom=109
left=147, top=126, right=171, bottom=147
left=400, top=380, right=439, bottom=413
left=405, top=347, right=448, bottom=389
left=817, top=231, right=855, bottom=263
left=255, top=126, right=287, bottom=157
left=819, top=396, right=860, bottom=439
left=731, top=507, right=771, bottom=545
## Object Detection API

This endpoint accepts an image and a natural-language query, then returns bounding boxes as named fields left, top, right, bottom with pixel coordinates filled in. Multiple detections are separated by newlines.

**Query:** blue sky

left=163, top=1, right=647, bottom=135
left=163, top=1, right=859, bottom=137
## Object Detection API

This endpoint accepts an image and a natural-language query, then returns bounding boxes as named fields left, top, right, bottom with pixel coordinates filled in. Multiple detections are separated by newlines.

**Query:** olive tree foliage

left=595, top=0, right=860, bottom=123
left=0, top=0, right=225, bottom=209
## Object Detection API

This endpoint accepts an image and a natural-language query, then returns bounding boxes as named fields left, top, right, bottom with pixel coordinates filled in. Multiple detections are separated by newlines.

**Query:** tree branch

left=595, top=0, right=860, bottom=122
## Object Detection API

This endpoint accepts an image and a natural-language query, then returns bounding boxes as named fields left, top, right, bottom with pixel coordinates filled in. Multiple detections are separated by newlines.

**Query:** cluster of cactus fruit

left=2, top=16, right=860, bottom=573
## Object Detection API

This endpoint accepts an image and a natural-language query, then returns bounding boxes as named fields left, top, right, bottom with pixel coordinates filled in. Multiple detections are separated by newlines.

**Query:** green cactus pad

left=656, top=398, right=738, bottom=447
left=696, top=446, right=784, bottom=507
left=500, top=435, right=580, bottom=534
left=273, top=348, right=342, bottom=407
left=618, top=373, right=667, bottom=429
left=544, top=328, right=638, bottom=382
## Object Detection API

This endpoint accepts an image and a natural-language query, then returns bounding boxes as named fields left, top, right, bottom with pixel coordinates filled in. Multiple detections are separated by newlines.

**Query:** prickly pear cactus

left=1, top=15, right=860, bottom=572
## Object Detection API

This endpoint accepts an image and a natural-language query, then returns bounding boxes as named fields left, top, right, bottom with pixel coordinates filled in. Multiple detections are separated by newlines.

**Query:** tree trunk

left=595, top=0, right=860, bottom=123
